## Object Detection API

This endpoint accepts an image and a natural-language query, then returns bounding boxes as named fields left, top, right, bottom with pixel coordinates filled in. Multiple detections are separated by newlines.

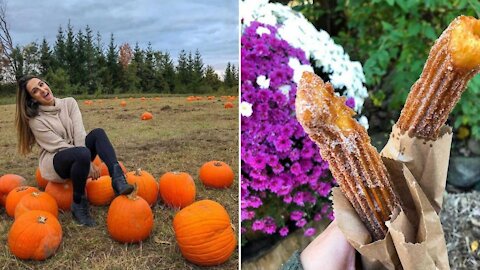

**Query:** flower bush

left=240, top=0, right=370, bottom=243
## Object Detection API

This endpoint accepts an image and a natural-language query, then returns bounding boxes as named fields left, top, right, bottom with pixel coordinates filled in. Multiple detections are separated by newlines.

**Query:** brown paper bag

left=332, top=125, right=452, bottom=270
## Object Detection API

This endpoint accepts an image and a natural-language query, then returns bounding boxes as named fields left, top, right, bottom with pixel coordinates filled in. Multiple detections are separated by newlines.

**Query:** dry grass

left=0, top=96, right=239, bottom=269
left=441, top=191, right=480, bottom=269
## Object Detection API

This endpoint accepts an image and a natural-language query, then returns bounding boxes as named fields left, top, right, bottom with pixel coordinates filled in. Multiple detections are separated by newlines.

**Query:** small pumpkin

left=35, top=168, right=49, bottom=189
left=0, top=174, right=26, bottom=206
left=5, top=186, right=39, bottom=217
left=120, top=100, right=127, bottom=107
left=199, top=161, right=234, bottom=188
left=224, top=102, right=234, bottom=109
left=173, top=200, right=236, bottom=266
left=158, top=172, right=195, bottom=208
left=86, top=176, right=115, bottom=206
left=126, top=169, right=158, bottom=206
left=107, top=188, right=154, bottom=243
left=141, top=112, right=153, bottom=120
left=45, top=180, right=73, bottom=211
left=8, top=210, right=62, bottom=260
left=15, top=191, right=58, bottom=219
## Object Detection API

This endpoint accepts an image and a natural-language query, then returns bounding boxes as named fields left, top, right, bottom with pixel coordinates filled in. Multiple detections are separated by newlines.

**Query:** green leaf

left=386, top=0, right=395, bottom=6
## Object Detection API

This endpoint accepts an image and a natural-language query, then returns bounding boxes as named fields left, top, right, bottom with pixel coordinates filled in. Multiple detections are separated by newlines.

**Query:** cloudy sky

left=5, top=0, right=239, bottom=75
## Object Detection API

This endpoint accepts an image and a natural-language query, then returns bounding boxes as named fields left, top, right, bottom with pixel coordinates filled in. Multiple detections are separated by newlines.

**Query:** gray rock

left=447, top=156, right=480, bottom=188
left=468, top=138, right=480, bottom=155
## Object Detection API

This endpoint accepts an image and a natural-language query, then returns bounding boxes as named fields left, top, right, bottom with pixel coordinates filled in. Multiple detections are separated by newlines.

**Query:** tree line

left=1, top=22, right=238, bottom=96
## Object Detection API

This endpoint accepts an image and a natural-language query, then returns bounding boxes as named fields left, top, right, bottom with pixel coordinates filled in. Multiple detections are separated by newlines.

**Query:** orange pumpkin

left=45, top=180, right=73, bottom=211
left=86, top=176, right=115, bottom=206
left=5, top=186, right=39, bottom=217
left=224, top=102, right=234, bottom=109
left=8, top=210, right=62, bottom=260
left=35, top=168, right=49, bottom=189
left=93, top=155, right=102, bottom=167
left=99, top=161, right=127, bottom=177
left=126, top=169, right=158, bottom=206
left=120, top=100, right=127, bottom=107
left=15, top=191, right=58, bottom=219
left=107, top=189, right=153, bottom=243
left=0, top=174, right=26, bottom=206
left=158, top=172, right=195, bottom=208
left=173, top=200, right=236, bottom=266
left=141, top=112, right=153, bottom=120
left=199, top=161, right=234, bottom=188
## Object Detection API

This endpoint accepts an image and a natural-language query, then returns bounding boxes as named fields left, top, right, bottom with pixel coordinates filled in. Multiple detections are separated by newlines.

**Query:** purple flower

left=274, top=135, right=292, bottom=152
left=241, top=21, right=333, bottom=241
left=304, top=228, right=316, bottom=237
left=279, top=227, right=289, bottom=237
left=290, top=210, right=304, bottom=221
left=296, top=218, right=307, bottom=228
left=252, top=219, right=265, bottom=231
left=346, top=97, right=355, bottom=109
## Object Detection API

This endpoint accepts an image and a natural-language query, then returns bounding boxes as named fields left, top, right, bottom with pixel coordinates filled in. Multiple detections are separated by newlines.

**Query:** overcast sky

left=5, top=0, right=239, bottom=75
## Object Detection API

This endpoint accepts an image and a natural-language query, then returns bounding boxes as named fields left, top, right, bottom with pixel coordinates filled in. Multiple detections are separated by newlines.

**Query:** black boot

left=111, top=163, right=134, bottom=195
left=71, top=196, right=96, bottom=227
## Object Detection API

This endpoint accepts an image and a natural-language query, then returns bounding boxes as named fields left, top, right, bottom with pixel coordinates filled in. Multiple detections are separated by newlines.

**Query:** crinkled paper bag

left=332, top=125, right=451, bottom=270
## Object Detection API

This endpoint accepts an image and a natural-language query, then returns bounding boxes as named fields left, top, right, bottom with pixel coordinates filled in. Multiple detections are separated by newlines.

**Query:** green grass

left=0, top=96, right=239, bottom=269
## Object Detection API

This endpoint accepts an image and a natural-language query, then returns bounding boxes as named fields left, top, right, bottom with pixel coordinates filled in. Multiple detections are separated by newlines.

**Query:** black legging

left=53, top=128, right=119, bottom=204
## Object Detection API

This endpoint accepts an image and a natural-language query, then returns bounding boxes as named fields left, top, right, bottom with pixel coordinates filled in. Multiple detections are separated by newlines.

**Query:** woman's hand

left=300, top=220, right=357, bottom=270
left=89, top=163, right=101, bottom=180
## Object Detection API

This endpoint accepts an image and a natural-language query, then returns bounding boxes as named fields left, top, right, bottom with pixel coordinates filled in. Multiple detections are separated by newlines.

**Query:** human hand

left=300, top=220, right=357, bottom=270
left=89, top=162, right=101, bottom=180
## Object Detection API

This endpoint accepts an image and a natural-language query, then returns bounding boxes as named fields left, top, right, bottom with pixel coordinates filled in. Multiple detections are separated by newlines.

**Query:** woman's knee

left=75, top=147, right=91, bottom=165
left=90, top=128, right=106, bottom=137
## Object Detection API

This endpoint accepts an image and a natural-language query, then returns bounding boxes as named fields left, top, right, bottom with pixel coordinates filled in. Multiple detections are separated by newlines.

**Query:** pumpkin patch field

left=0, top=96, right=238, bottom=269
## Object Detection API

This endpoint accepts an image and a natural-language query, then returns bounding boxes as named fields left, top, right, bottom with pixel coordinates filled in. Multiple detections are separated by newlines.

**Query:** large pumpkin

left=35, top=168, right=49, bottom=189
left=86, top=176, right=115, bottom=206
left=158, top=172, right=195, bottom=208
left=173, top=200, right=236, bottom=266
left=107, top=189, right=153, bottom=243
left=0, top=174, right=26, bottom=206
left=126, top=169, right=158, bottom=206
left=5, top=186, right=39, bottom=217
left=15, top=191, right=58, bottom=219
left=199, top=161, right=234, bottom=188
left=8, top=210, right=62, bottom=260
left=45, top=180, right=73, bottom=211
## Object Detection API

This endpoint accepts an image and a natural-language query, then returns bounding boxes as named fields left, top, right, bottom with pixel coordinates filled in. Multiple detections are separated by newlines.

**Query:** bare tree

left=0, top=0, right=16, bottom=80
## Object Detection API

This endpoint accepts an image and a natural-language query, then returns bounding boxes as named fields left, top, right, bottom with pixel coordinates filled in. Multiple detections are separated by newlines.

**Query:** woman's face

left=26, top=78, right=55, bottom=106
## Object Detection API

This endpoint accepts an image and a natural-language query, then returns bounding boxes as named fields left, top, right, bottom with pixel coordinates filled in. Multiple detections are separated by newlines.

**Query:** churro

left=397, top=16, right=480, bottom=139
left=296, top=72, right=401, bottom=241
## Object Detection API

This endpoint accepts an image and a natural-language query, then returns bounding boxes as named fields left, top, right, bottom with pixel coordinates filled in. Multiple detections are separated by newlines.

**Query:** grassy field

left=0, top=95, right=239, bottom=269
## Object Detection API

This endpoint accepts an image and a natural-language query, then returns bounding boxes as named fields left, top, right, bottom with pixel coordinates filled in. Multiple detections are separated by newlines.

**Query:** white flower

left=240, top=101, right=253, bottom=117
left=256, top=75, right=270, bottom=89
left=289, top=58, right=313, bottom=83
left=279, top=84, right=291, bottom=99
left=256, top=26, right=271, bottom=36
left=358, top=116, right=369, bottom=130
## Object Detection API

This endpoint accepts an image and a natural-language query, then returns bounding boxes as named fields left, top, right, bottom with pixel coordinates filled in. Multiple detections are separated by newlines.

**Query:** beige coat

left=29, top=97, right=88, bottom=182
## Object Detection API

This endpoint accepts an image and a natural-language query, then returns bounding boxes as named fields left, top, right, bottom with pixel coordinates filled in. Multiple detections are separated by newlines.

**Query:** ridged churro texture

left=295, top=72, right=400, bottom=241
left=397, top=16, right=480, bottom=140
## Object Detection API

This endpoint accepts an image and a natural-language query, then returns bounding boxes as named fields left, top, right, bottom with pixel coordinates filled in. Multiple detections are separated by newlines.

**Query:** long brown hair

left=15, top=75, right=40, bottom=155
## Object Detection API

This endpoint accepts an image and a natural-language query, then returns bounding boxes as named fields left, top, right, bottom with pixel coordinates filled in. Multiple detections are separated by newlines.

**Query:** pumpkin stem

left=135, top=168, right=142, bottom=176
left=32, top=191, right=40, bottom=197
left=127, top=183, right=139, bottom=200
left=38, top=216, right=48, bottom=224
left=213, top=161, right=223, bottom=167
